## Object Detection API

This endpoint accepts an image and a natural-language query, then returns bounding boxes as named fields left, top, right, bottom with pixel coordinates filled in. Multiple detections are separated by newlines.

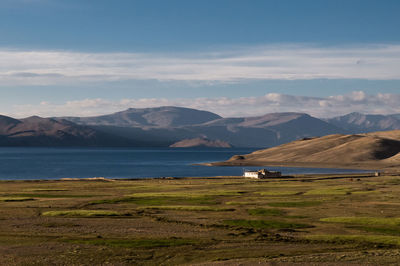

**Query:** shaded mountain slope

left=0, top=115, right=22, bottom=135
left=0, top=115, right=141, bottom=146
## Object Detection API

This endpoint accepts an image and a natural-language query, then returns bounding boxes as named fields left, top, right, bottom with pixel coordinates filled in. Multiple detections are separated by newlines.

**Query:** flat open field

left=1, top=173, right=400, bottom=265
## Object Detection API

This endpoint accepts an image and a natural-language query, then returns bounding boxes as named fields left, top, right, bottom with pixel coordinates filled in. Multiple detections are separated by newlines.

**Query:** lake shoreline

left=204, top=160, right=397, bottom=172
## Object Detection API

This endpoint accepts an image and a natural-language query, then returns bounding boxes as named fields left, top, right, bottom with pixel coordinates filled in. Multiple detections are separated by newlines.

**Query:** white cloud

left=6, top=91, right=400, bottom=118
left=1, top=44, right=400, bottom=85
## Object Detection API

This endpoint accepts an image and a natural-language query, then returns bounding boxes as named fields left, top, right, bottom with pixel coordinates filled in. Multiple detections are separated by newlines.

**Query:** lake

left=0, top=147, right=369, bottom=180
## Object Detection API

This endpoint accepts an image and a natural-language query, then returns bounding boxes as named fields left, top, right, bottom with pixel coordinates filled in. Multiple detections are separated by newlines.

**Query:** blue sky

left=1, top=0, right=400, bottom=117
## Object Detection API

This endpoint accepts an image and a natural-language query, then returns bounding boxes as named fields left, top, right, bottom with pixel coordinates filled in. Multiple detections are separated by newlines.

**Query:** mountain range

left=1, top=106, right=400, bottom=147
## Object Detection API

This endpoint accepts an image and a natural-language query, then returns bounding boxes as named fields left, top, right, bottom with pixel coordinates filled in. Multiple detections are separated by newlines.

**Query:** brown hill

left=169, top=138, right=232, bottom=148
left=211, top=130, right=400, bottom=170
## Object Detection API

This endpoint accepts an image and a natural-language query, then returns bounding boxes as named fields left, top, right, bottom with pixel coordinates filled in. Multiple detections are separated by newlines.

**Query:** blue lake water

left=0, top=147, right=369, bottom=180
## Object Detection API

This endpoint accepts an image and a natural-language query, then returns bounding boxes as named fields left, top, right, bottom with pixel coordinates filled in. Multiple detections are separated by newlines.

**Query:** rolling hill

left=212, top=130, right=400, bottom=170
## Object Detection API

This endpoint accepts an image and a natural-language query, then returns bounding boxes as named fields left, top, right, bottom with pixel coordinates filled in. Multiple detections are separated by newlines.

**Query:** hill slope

left=212, top=130, right=400, bottom=170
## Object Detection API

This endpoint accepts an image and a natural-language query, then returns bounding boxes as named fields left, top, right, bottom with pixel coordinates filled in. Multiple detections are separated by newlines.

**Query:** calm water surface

left=0, top=147, right=368, bottom=180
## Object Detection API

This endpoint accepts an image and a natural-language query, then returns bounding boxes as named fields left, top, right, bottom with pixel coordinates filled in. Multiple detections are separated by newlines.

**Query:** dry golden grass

left=215, top=130, right=400, bottom=170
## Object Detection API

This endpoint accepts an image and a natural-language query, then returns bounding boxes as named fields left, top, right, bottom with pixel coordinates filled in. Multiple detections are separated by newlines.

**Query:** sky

left=1, top=0, right=400, bottom=118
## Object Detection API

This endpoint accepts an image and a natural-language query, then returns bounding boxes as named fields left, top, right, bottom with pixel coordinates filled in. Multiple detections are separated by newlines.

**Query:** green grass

left=306, top=234, right=400, bottom=246
left=0, top=197, right=35, bottom=202
left=8, top=193, right=95, bottom=198
left=42, top=210, right=127, bottom=217
left=90, top=195, right=217, bottom=206
left=351, top=190, right=380, bottom=195
left=137, top=206, right=235, bottom=211
left=223, top=219, right=311, bottom=229
left=320, top=217, right=400, bottom=226
left=28, top=189, right=69, bottom=192
left=255, top=191, right=300, bottom=196
left=130, top=190, right=244, bottom=197
left=247, top=208, right=285, bottom=216
left=225, top=201, right=259, bottom=205
left=304, top=187, right=352, bottom=195
left=267, top=201, right=321, bottom=207
left=349, top=225, right=400, bottom=236
left=65, top=238, right=199, bottom=248
left=384, top=179, right=400, bottom=185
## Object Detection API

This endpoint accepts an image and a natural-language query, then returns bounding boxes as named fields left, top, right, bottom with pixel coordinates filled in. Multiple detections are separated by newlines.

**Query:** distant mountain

left=190, top=112, right=346, bottom=146
left=61, top=106, right=222, bottom=128
left=169, top=137, right=232, bottom=148
left=4, top=107, right=400, bottom=148
left=326, top=112, right=400, bottom=133
left=212, top=130, right=400, bottom=170
left=84, top=111, right=345, bottom=148
left=0, top=115, right=142, bottom=147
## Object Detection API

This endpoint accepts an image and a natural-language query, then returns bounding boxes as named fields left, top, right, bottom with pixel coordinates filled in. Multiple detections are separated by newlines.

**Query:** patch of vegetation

left=40, top=222, right=79, bottom=228
left=351, top=190, right=380, bottom=195
left=223, top=219, right=311, bottom=229
left=138, top=206, right=235, bottom=211
left=65, top=238, right=199, bottom=248
left=304, top=187, right=352, bottom=195
left=90, top=195, right=217, bottom=206
left=225, top=201, right=258, bottom=205
left=286, top=215, right=309, bottom=219
left=267, top=201, right=321, bottom=207
left=8, top=193, right=95, bottom=198
left=29, top=189, right=69, bottom=192
left=306, top=234, right=400, bottom=246
left=349, top=225, right=400, bottom=236
left=130, top=190, right=243, bottom=197
left=255, top=191, right=300, bottom=196
left=42, top=210, right=127, bottom=217
left=320, top=217, right=400, bottom=226
left=0, top=197, right=35, bottom=202
left=248, top=208, right=285, bottom=216
left=384, top=179, right=400, bottom=185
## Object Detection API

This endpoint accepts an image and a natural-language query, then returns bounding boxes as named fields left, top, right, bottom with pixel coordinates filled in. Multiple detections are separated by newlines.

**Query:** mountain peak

left=327, top=112, right=400, bottom=133
left=63, top=106, right=222, bottom=128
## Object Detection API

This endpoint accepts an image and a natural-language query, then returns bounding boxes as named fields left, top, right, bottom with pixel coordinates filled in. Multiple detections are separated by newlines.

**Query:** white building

left=244, top=169, right=282, bottom=179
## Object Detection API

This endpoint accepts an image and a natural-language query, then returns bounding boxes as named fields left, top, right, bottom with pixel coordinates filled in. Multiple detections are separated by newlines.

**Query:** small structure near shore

left=244, top=169, right=282, bottom=179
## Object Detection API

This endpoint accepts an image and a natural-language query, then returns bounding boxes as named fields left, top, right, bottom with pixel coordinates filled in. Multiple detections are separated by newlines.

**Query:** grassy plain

left=1, top=173, right=400, bottom=265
